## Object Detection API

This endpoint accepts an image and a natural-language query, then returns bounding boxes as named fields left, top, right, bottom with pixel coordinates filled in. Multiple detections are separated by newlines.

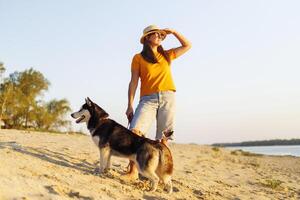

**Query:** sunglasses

left=148, top=32, right=164, bottom=39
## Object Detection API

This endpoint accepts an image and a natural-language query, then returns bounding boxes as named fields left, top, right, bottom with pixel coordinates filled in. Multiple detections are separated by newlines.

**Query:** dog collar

left=89, top=117, right=109, bottom=136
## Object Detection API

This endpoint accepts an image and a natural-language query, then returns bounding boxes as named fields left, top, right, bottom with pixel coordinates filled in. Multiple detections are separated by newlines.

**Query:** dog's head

left=71, top=97, right=109, bottom=125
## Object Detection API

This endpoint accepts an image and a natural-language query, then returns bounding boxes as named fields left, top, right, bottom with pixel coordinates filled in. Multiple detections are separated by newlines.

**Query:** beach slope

left=0, top=129, right=299, bottom=199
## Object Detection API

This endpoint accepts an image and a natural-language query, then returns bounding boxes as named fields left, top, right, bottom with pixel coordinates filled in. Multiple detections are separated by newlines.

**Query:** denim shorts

left=129, top=91, right=175, bottom=140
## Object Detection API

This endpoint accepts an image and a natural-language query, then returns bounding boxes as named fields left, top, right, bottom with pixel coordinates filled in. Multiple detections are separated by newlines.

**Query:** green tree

left=0, top=63, right=5, bottom=78
left=1, top=69, right=49, bottom=128
left=34, top=99, right=71, bottom=131
left=16, top=69, right=49, bottom=128
left=0, top=68, right=71, bottom=131
left=0, top=62, right=6, bottom=128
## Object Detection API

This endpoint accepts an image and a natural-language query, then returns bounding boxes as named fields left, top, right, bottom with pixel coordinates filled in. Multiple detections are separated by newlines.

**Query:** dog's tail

left=162, top=130, right=174, bottom=141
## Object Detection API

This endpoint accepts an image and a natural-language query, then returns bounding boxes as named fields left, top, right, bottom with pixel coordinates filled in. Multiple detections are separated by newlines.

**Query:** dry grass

left=260, top=179, right=284, bottom=190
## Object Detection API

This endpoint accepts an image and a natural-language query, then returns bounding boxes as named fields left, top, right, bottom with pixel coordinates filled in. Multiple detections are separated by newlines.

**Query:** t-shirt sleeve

left=166, top=48, right=177, bottom=61
left=131, top=54, right=140, bottom=72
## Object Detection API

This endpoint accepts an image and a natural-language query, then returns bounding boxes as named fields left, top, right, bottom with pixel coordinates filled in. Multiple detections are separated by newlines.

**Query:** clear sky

left=1, top=0, right=300, bottom=144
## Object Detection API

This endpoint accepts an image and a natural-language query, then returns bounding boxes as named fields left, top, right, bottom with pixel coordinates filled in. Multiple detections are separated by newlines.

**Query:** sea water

left=227, top=145, right=300, bottom=157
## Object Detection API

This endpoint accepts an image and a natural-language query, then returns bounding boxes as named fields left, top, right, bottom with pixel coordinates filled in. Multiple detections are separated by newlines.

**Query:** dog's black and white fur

left=71, top=97, right=173, bottom=193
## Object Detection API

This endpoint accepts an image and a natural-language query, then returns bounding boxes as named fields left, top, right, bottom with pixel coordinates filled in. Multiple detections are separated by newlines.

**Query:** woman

left=125, top=25, right=191, bottom=179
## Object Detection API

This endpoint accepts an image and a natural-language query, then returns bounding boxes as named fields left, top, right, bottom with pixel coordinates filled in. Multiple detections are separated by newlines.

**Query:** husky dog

left=71, top=97, right=173, bottom=193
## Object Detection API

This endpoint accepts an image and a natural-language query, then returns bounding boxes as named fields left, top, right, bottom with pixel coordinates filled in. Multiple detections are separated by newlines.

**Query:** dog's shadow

left=0, top=141, right=179, bottom=195
left=0, top=141, right=96, bottom=174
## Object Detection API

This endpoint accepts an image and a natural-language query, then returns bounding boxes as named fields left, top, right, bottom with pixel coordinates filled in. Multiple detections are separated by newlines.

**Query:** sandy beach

left=0, top=129, right=299, bottom=200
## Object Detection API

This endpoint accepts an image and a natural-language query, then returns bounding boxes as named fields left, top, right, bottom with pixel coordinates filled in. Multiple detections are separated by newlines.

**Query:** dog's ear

left=85, top=97, right=93, bottom=106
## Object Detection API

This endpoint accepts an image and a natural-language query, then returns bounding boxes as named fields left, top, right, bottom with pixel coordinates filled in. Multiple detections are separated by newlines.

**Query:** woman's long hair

left=141, top=42, right=171, bottom=64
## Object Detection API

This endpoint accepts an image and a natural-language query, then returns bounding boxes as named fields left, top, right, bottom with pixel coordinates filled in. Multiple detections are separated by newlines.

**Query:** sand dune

left=0, top=129, right=299, bottom=200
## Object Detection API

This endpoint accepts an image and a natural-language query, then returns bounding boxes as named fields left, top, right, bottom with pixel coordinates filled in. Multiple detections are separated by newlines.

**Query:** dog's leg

left=137, top=150, right=160, bottom=191
left=99, top=147, right=110, bottom=173
left=106, top=153, right=112, bottom=170
left=141, top=171, right=159, bottom=192
left=165, top=180, right=173, bottom=194
left=139, top=158, right=159, bottom=191
left=162, top=175, right=173, bottom=194
left=99, top=152, right=104, bottom=173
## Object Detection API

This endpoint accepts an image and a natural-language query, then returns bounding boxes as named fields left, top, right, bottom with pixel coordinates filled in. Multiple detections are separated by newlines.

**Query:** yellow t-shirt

left=131, top=49, right=177, bottom=97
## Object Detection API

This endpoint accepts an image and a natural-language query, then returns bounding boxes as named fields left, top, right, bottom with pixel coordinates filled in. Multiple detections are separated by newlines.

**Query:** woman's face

left=146, top=32, right=163, bottom=46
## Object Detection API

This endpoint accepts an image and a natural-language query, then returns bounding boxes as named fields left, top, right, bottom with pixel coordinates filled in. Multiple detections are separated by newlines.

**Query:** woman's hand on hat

left=163, top=28, right=176, bottom=35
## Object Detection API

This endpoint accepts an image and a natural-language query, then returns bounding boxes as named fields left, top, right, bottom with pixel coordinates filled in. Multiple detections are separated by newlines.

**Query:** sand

left=0, top=129, right=299, bottom=200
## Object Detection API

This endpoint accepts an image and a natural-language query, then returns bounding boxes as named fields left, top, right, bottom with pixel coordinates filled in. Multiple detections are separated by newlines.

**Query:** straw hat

left=140, top=25, right=167, bottom=44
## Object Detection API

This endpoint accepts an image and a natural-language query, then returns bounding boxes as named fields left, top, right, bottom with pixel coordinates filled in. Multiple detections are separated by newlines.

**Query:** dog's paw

left=149, top=181, right=158, bottom=192
left=149, top=186, right=157, bottom=192
left=97, top=168, right=114, bottom=178
left=165, top=185, right=173, bottom=194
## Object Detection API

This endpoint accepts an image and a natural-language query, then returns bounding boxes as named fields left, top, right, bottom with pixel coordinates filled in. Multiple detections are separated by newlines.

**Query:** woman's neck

left=149, top=44, right=158, bottom=54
